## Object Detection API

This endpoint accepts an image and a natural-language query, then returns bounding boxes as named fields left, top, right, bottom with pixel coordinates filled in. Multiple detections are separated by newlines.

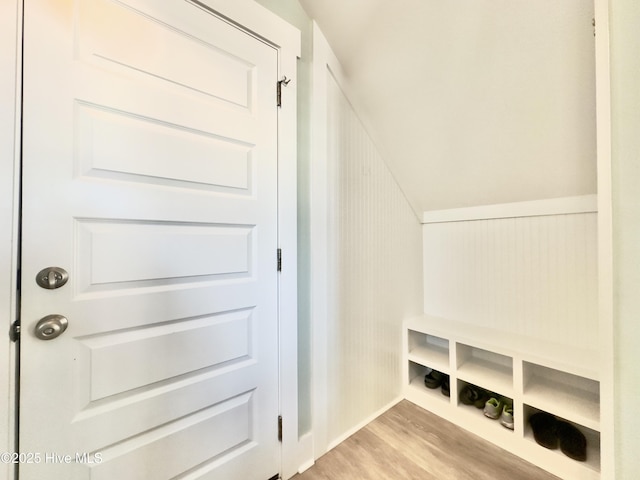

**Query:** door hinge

left=10, top=321, right=20, bottom=342
left=276, top=77, right=291, bottom=108
left=277, top=248, right=282, bottom=272
left=277, top=415, right=283, bottom=442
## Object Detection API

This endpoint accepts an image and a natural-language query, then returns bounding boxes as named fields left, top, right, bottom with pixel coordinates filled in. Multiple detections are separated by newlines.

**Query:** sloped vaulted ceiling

left=299, top=0, right=597, bottom=214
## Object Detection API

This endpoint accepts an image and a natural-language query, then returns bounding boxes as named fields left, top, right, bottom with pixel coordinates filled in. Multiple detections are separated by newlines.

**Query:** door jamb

left=0, top=0, right=22, bottom=478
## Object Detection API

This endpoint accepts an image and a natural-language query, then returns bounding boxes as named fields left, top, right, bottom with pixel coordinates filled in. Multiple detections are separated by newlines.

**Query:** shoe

left=499, top=403, right=514, bottom=430
left=483, top=397, right=503, bottom=419
left=529, top=412, right=558, bottom=449
left=557, top=421, right=587, bottom=461
left=529, top=413, right=587, bottom=461
left=459, top=384, right=485, bottom=406
left=441, top=375, right=450, bottom=397
left=474, top=389, right=491, bottom=409
left=424, top=369, right=444, bottom=389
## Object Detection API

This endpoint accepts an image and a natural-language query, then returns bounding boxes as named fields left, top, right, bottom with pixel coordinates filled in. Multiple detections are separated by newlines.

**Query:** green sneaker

left=500, top=403, right=514, bottom=430
left=483, top=397, right=502, bottom=419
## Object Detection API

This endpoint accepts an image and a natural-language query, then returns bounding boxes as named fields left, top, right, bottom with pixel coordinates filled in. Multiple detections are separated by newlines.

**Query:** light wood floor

left=293, top=400, right=560, bottom=480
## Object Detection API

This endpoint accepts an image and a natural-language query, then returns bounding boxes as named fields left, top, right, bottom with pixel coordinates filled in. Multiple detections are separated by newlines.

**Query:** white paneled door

left=20, top=1, right=279, bottom=479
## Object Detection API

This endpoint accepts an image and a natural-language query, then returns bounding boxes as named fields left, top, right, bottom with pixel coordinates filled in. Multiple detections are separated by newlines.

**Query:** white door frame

left=0, top=1, right=300, bottom=479
left=0, top=1, right=22, bottom=479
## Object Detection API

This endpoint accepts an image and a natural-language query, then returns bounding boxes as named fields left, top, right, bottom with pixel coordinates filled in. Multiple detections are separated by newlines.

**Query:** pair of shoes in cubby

left=459, top=385, right=513, bottom=430
left=424, top=369, right=450, bottom=397
left=529, top=412, right=587, bottom=462
left=484, top=397, right=514, bottom=430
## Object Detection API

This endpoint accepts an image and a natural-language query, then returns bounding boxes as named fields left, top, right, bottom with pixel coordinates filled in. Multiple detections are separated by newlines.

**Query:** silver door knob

left=34, top=314, right=68, bottom=340
left=36, top=267, right=69, bottom=290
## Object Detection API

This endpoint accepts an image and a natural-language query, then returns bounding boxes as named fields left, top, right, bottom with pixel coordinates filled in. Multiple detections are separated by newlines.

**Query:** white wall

left=610, top=0, right=640, bottom=476
left=300, top=0, right=597, bottom=213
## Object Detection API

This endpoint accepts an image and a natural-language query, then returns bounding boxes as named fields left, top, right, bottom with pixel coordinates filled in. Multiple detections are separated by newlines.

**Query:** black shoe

left=473, top=389, right=490, bottom=409
left=424, top=369, right=444, bottom=389
left=530, top=412, right=559, bottom=450
left=459, top=384, right=485, bottom=406
left=441, top=375, right=450, bottom=397
left=557, top=421, right=587, bottom=461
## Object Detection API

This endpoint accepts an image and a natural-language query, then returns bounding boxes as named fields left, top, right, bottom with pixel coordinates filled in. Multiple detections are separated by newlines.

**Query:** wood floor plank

left=294, top=400, right=560, bottom=480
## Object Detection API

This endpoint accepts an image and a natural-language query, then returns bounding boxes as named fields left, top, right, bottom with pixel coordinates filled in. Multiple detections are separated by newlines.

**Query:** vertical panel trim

left=0, top=1, right=22, bottom=478
left=594, top=0, right=614, bottom=476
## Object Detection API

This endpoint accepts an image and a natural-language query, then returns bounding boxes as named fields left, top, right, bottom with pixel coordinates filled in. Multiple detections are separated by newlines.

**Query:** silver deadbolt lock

left=34, top=314, right=68, bottom=340
left=36, top=267, right=69, bottom=289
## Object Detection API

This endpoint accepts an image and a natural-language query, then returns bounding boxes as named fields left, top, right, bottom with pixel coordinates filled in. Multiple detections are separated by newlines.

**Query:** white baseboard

left=326, top=396, right=403, bottom=451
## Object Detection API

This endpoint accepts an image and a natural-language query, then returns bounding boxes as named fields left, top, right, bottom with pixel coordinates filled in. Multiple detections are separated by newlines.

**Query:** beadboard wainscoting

left=422, top=197, right=598, bottom=351
left=310, top=23, right=423, bottom=462
left=326, top=69, right=423, bottom=444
